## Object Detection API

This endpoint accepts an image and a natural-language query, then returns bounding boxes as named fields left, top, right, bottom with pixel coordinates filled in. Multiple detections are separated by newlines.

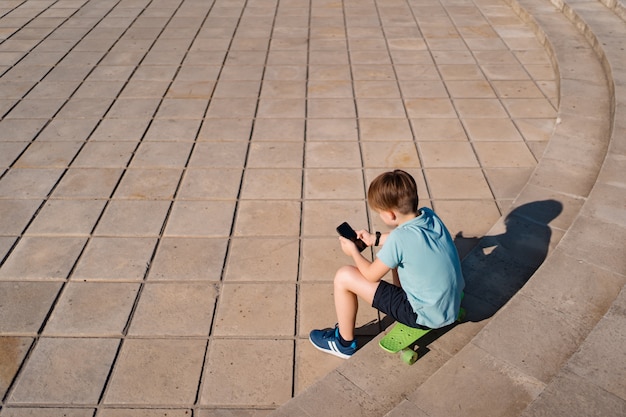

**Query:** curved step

left=270, top=0, right=624, bottom=413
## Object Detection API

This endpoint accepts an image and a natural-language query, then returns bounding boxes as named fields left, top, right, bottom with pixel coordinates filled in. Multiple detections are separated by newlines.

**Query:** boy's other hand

left=339, top=236, right=359, bottom=256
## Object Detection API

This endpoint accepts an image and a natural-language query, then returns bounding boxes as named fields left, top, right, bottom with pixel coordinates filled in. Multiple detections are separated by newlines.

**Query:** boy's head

left=368, top=170, right=419, bottom=215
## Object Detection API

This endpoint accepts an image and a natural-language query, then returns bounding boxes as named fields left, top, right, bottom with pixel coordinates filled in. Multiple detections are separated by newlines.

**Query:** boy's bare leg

left=333, top=265, right=379, bottom=341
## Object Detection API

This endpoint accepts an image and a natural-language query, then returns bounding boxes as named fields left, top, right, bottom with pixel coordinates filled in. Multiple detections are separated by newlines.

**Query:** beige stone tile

left=234, top=200, right=301, bottom=237
left=445, top=80, right=496, bottom=98
left=129, top=142, right=193, bottom=168
left=0, top=282, right=61, bottom=333
left=438, top=64, right=485, bottom=81
left=412, top=119, right=468, bottom=141
left=251, top=118, right=305, bottom=141
left=165, top=201, right=236, bottom=237
left=224, top=238, right=299, bottom=282
left=51, top=168, right=122, bottom=199
left=0, top=237, right=86, bottom=280
left=300, top=237, right=357, bottom=282
left=177, top=168, right=242, bottom=200
left=9, top=337, right=119, bottom=404
left=0, top=143, right=27, bottom=167
left=99, top=409, right=191, bottom=417
left=502, top=98, right=557, bottom=118
left=114, top=168, right=183, bottom=200
left=0, top=199, right=41, bottom=235
left=205, top=98, right=258, bottom=119
left=72, top=237, right=157, bottom=281
left=305, top=142, right=361, bottom=168
left=0, top=337, right=33, bottom=400
left=354, top=81, right=400, bottom=98
left=405, top=98, right=456, bottom=118
left=25, top=199, right=106, bottom=236
left=433, top=200, right=501, bottom=238
left=200, top=339, right=293, bottom=407
left=295, top=338, right=343, bottom=395
left=197, top=118, right=253, bottom=141
left=361, top=141, right=420, bottom=168
left=44, top=282, right=139, bottom=336
left=260, top=80, right=305, bottom=98
left=433, top=50, right=475, bottom=65
left=454, top=98, right=508, bottom=118
left=166, top=80, right=215, bottom=99
left=398, top=80, right=448, bottom=98
left=128, top=283, right=217, bottom=336
left=106, top=98, right=160, bottom=119
left=425, top=168, right=493, bottom=199
left=1, top=407, right=95, bottom=417
left=13, top=141, right=82, bottom=168
left=307, top=98, right=356, bottom=118
left=491, top=80, right=545, bottom=98
left=358, top=118, right=413, bottom=141
left=484, top=167, right=535, bottom=199
left=0, top=168, right=64, bottom=198
left=105, top=339, right=205, bottom=405
left=419, top=142, right=479, bottom=168
left=514, top=118, right=555, bottom=142
left=213, top=80, right=261, bottom=98
left=148, top=237, right=227, bottom=281
left=188, top=142, right=249, bottom=167
left=480, top=64, right=531, bottom=80
left=308, top=65, right=351, bottom=81
left=5, top=98, right=64, bottom=120
left=308, top=80, right=353, bottom=98
left=356, top=98, right=406, bottom=118
left=257, top=98, right=306, bottom=118
left=94, top=200, right=169, bottom=237
left=463, top=118, right=524, bottom=141
left=247, top=142, right=304, bottom=168
left=302, top=200, right=368, bottom=237
left=213, top=283, right=295, bottom=336
left=143, top=119, right=201, bottom=142
left=240, top=168, right=302, bottom=199
left=72, top=142, right=136, bottom=168
left=304, top=168, right=364, bottom=200
left=351, top=64, right=396, bottom=81
left=89, top=119, right=151, bottom=142
left=473, top=142, right=537, bottom=167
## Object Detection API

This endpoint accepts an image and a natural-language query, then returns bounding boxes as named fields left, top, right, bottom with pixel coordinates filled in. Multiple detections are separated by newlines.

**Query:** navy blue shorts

left=372, top=280, right=429, bottom=329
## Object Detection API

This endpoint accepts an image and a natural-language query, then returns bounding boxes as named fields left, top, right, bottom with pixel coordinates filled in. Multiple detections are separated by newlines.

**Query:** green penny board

left=379, top=307, right=466, bottom=365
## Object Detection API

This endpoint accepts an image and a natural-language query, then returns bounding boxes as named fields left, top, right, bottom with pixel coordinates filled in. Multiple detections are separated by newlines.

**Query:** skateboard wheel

left=401, top=349, right=418, bottom=365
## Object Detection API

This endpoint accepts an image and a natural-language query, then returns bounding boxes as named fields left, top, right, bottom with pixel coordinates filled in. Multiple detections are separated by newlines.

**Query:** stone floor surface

left=0, top=0, right=559, bottom=414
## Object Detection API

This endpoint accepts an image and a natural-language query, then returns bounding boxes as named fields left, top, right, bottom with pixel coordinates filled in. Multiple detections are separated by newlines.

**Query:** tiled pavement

left=0, top=0, right=619, bottom=415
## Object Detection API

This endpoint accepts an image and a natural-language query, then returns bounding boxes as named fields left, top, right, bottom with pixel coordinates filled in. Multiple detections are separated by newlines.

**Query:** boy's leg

left=334, top=265, right=379, bottom=341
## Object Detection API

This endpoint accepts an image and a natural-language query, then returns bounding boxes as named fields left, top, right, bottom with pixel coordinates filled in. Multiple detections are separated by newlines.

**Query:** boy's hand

left=338, top=236, right=359, bottom=256
left=356, top=230, right=376, bottom=247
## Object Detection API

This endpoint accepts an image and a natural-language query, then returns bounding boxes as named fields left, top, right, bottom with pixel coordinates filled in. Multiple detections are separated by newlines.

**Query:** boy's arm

left=339, top=237, right=390, bottom=282
left=356, top=230, right=389, bottom=247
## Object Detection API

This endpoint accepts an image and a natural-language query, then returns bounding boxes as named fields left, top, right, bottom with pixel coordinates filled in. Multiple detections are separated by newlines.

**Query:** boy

left=309, top=169, right=465, bottom=358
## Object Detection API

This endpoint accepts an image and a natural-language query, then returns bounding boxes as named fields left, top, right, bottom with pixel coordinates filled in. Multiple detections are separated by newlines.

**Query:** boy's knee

left=334, top=265, right=358, bottom=286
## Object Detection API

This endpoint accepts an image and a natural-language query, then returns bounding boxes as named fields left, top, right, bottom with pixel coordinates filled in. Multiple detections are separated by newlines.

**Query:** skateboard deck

left=379, top=307, right=466, bottom=364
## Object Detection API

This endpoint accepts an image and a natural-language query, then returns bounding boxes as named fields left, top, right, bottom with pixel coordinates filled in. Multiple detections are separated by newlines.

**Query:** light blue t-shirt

left=376, top=207, right=465, bottom=328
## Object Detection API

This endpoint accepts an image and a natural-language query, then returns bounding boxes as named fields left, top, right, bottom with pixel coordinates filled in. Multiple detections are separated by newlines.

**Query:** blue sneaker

left=309, top=325, right=357, bottom=359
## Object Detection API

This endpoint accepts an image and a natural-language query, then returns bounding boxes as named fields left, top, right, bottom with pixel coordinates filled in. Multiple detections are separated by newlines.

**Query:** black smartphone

left=336, top=222, right=367, bottom=252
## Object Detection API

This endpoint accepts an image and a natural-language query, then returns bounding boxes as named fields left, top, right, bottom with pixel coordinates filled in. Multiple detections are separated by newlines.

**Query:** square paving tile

left=361, top=142, right=421, bottom=168
left=295, top=338, right=343, bottom=395
left=299, top=237, right=353, bottom=283
left=94, top=200, right=170, bottom=237
left=0, top=282, right=61, bottom=333
left=72, top=142, right=137, bottom=168
left=302, top=200, right=368, bottom=238
left=51, top=168, right=123, bottom=199
left=240, top=168, right=302, bottom=200
left=252, top=118, right=305, bottom=141
left=358, top=118, right=413, bottom=141
left=419, top=142, right=479, bottom=168
left=0, top=237, right=86, bottom=281
left=129, top=142, right=193, bottom=168
left=213, top=283, right=295, bottom=336
left=0, top=199, right=41, bottom=235
left=473, top=142, right=537, bottom=167
left=454, top=98, right=509, bottom=118
left=307, top=98, right=356, bottom=119
left=104, top=338, right=205, bottom=405
left=144, top=119, right=202, bottom=141
left=25, top=199, right=106, bottom=236
left=13, top=141, right=83, bottom=168
left=412, top=118, right=468, bottom=141
left=224, top=238, right=299, bottom=282
left=164, top=200, right=236, bottom=237
left=0, top=337, right=33, bottom=400
left=463, top=118, right=524, bottom=141
left=425, top=168, right=494, bottom=199
left=177, top=168, right=242, bottom=200
left=128, top=283, right=217, bottom=336
left=113, top=168, right=183, bottom=200
left=9, top=337, right=119, bottom=404
left=305, top=141, right=361, bottom=168
left=148, top=237, right=228, bottom=281
left=304, top=169, right=364, bottom=200
left=405, top=98, right=456, bottom=118
left=44, top=282, right=139, bottom=336
left=433, top=200, right=502, bottom=238
left=0, top=168, right=64, bottom=198
left=89, top=119, right=151, bottom=142
left=234, top=200, right=301, bottom=237
left=247, top=142, right=304, bottom=168
left=197, top=118, right=253, bottom=141
left=200, top=339, right=293, bottom=407
left=72, top=237, right=157, bottom=281
left=187, top=142, right=249, bottom=168
left=484, top=167, right=535, bottom=200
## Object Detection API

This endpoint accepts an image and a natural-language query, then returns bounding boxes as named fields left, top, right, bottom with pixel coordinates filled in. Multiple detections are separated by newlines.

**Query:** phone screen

left=336, top=222, right=367, bottom=252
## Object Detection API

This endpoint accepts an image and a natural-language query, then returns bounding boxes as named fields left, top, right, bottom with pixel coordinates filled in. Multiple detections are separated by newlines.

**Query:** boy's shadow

left=355, top=199, right=563, bottom=349
left=455, top=199, right=563, bottom=321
